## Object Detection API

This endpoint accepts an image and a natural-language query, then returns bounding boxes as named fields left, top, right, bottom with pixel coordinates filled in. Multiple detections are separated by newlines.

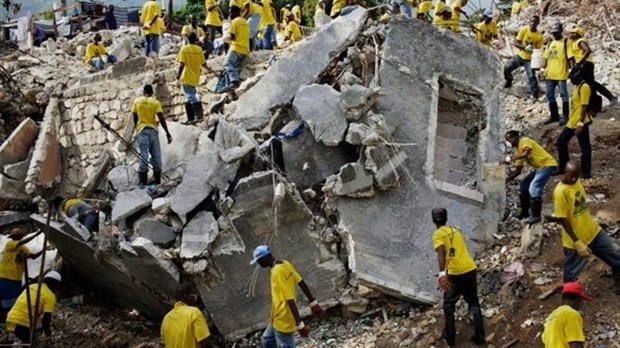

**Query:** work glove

left=297, top=322, right=311, bottom=337
left=437, top=271, right=451, bottom=292
left=574, top=240, right=591, bottom=257
left=525, top=44, right=533, bottom=53
left=309, top=300, right=326, bottom=319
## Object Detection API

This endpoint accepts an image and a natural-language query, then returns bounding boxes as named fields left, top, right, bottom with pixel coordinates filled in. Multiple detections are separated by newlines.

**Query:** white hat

left=44, top=270, right=62, bottom=282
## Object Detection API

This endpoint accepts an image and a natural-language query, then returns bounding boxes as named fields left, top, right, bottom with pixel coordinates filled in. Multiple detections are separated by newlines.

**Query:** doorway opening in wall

left=431, top=76, right=487, bottom=201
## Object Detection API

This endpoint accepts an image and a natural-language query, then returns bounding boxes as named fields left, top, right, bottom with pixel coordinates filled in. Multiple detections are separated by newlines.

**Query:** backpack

left=579, top=82, right=603, bottom=115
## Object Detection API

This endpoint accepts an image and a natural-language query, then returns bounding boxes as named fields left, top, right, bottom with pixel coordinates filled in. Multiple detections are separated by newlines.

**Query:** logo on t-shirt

left=573, top=190, right=588, bottom=217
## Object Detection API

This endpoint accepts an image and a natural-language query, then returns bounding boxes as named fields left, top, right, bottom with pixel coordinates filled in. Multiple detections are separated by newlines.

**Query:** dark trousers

left=581, top=61, right=616, bottom=101
left=557, top=125, right=591, bottom=176
left=443, top=270, right=485, bottom=346
left=12, top=324, right=31, bottom=343
left=205, top=25, right=222, bottom=42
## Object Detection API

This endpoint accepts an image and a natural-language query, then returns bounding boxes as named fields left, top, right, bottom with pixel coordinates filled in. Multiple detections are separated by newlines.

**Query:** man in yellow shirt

left=541, top=282, right=589, bottom=348
left=292, top=3, right=301, bottom=22
left=0, top=228, right=43, bottom=322
left=53, top=196, right=99, bottom=232
left=416, top=0, right=432, bottom=22
left=177, top=32, right=206, bottom=125
left=260, top=0, right=277, bottom=49
left=161, top=283, right=215, bottom=348
left=330, top=0, right=345, bottom=18
left=433, top=3, right=454, bottom=31
left=222, top=6, right=250, bottom=92
left=504, top=130, right=557, bottom=224
left=181, top=15, right=207, bottom=43
left=131, top=84, right=173, bottom=186
left=204, top=0, right=223, bottom=41
left=568, top=27, right=617, bottom=106
left=474, top=9, right=498, bottom=47
left=280, top=4, right=291, bottom=24
left=556, top=71, right=593, bottom=178
left=284, top=13, right=302, bottom=43
left=83, top=33, right=117, bottom=71
left=503, top=15, right=543, bottom=99
left=6, top=271, right=61, bottom=344
left=431, top=208, right=486, bottom=347
left=541, top=22, right=570, bottom=125
left=141, top=0, right=163, bottom=56
left=242, top=0, right=262, bottom=50
left=450, top=0, right=468, bottom=33
left=251, top=245, right=325, bottom=348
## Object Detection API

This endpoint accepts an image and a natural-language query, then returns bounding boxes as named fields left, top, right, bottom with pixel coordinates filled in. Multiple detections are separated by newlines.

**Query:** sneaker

left=525, top=216, right=542, bottom=224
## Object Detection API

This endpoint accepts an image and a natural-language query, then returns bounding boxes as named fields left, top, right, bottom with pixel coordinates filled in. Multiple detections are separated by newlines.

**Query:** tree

left=2, top=0, right=22, bottom=19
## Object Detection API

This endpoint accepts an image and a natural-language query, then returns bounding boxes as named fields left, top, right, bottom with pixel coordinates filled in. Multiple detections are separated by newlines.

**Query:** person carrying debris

left=545, top=161, right=620, bottom=294
left=54, top=197, right=99, bottom=232
left=6, top=271, right=61, bottom=344
left=177, top=32, right=206, bottom=125
left=242, top=0, right=263, bottom=50
left=260, top=0, right=277, bottom=49
left=161, top=283, right=216, bottom=348
left=84, top=33, right=117, bottom=71
left=141, top=0, right=163, bottom=56
left=504, top=130, right=557, bottom=224
left=540, top=22, right=570, bottom=125
left=205, top=0, right=223, bottom=42
left=431, top=208, right=486, bottom=347
left=131, top=84, right=173, bottom=186
left=251, top=245, right=325, bottom=348
left=541, top=282, right=589, bottom=348
left=473, top=9, right=498, bottom=47
left=284, top=13, right=302, bottom=43
left=0, top=228, right=44, bottom=322
left=503, top=15, right=543, bottom=99
left=221, top=6, right=250, bottom=92
left=567, top=27, right=618, bottom=106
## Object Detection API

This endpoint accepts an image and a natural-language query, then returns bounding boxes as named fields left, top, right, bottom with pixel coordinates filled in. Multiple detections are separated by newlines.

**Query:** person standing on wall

left=540, top=22, right=570, bottom=125
left=177, top=32, right=206, bottom=125
left=222, top=6, right=250, bottom=92
left=205, top=0, right=223, bottom=42
left=503, top=15, right=543, bottom=99
left=141, top=0, right=163, bottom=56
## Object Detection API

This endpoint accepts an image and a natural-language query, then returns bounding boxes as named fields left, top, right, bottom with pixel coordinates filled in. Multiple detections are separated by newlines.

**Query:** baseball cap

left=483, top=9, right=493, bottom=18
left=570, top=27, right=585, bottom=37
left=44, top=270, right=62, bottom=283
left=563, top=282, right=591, bottom=300
left=250, top=245, right=271, bottom=265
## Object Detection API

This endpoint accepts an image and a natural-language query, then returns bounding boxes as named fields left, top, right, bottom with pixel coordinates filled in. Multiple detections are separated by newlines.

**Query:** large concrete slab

left=327, top=19, right=505, bottom=304
left=0, top=118, right=38, bottom=167
left=293, top=84, right=348, bottom=146
left=25, top=99, right=61, bottom=194
left=232, top=7, right=368, bottom=130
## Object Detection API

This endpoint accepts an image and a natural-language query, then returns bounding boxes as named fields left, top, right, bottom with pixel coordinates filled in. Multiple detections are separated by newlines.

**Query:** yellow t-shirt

left=553, top=180, right=601, bottom=249
left=330, top=0, right=346, bottom=17
left=83, top=42, right=108, bottom=64
left=543, top=39, right=569, bottom=81
left=243, top=0, right=262, bottom=16
left=205, top=0, right=222, bottom=26
left=161, top=302, right=211, bottom=348
left=177, top=44, right=205, bottom=87
left=131, top=96, right=163, bottom=133
left=569, top=38, right=594, bottom=64
left=433, top=1, right=447, bottom=23
left=511, top=1, right=521, bottom=15
left=285, top=21, right=302, bottom=42
left=514, top=137, right=557, bottom=169
left=260, top=0, right=276, bottom=26
left=315, top=3, right=325, bottom=16
left=292, top=5, right=301, bottom=22
left=432, top=225, right=476, bottom=276
left=141, top=0, right=162, bottom=35
left=475, top=20, right=498, bottom=46
left=270, top=260, right=302, bottom=333
left=418, top=1, right=432, bottom=14
left=516, top=26, right=544, bottom=60
left=230, top=17, right=250, bottom=55
left=0, top=240, right=31, bottom=281
left=450, top=0, right=464, bottom=33
left=280, top=8, right=290, bottom=23
left=567, top=83, right=592, bottom=129
left=230, top=0, right=243, bottom=8
left=181, top=25, right=206, bottom=41
left=541, top=305, right=585, bottom=347
left=63, top=198, right=83, bottom=215
left=6, top=283, right=56, bottom=330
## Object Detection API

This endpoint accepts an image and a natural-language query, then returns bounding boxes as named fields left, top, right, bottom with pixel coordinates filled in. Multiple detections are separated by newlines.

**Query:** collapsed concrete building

left=1, top=8, right=505, bottom=339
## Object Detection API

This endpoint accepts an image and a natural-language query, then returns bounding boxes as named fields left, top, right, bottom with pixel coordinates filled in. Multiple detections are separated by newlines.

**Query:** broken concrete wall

left=25, top=98, right=61, bottom=194
left=327, top=19, right=505, bottom=303
left=0, top=118, right=38, bottom=167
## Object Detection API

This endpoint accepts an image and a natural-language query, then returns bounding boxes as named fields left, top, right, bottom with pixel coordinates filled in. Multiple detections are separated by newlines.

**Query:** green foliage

left=173, top=2, right=206, bottom=23
left=301, top=0, right=319, bottom=26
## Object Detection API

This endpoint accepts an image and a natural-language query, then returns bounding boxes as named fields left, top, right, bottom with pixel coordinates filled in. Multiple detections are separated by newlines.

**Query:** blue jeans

left=519, top=166, right=556, bottom=199
left=557, top=125, right=591, bottom=176
left=68, top=201, right=97, bottom=231
left=400, top=3, right=412, bottom=18
left=89, top=54, right=117, bottom=71
left=262, top=24, right=276, bottom=50
left=545, top=80, right=569, bottom=104
left=224, top=50, right=246, bottom=85
left=145, top=34, right=160, bottom=56
left=248, top=13, right=261, bottom=47
left=137, top=127, right=162, bottom=173
left=182, top=84, right=199, bottom=103
left=564, top=230, right=620, bottom=282
left=504, top=55, right=539, bottom=96
left=262, top=325, right=296, bottom=348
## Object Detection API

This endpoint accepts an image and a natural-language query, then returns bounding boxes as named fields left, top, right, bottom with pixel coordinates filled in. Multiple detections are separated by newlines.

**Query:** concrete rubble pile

left=1, top=7, right=508, bottom=339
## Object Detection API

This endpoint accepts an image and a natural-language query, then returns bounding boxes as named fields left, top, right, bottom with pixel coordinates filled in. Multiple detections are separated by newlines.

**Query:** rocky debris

left=339, top=84, right=380, bottom=120
left=293, top=84, right=348, bottom=146
left=134, top=218, right=176, bottom=246
left=0, top=211, right=30, bottom=228
left=345, top=122, right=373, bottom=145
left=324, top=163, right=374, bottom=198
left=106, top=165, right=139, bottom=193
left=0, top=118, right=38, bottom=168
left=180, top=211, right=219, bottom=259
left=111, top=188, right=153, bottom=224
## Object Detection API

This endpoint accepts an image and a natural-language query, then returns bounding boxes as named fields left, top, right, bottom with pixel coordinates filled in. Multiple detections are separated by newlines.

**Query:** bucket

left=531, top=49, right=544, bottom=69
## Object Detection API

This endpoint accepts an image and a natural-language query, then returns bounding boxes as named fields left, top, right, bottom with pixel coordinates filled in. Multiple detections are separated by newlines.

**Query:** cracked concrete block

left=157, top=122, right=203, bottom=180
left=0, top=118, right=38, bottom=168
left=232, top=7, right=369, bottom=130
left=339, top=84, right=379, bottom=120
left=345, top=123, right=372, bottom=145
left=293, top=84, right=348, bottom=146
left=135, top=218, right=177, bottom=246
left=107, top=165, right=139, bottom=193
left=363, top=145, right=407, bottom=190
left=108, top=38, right=132, bottom=62
left=4, top=160, right=30, bottom=180
left=0, top=176, right=29, bottom=200
left=180, top=211, right=219, bottom=259
left=62, top=213, right=92, bottom=241
left=213, top=119, right=256, bottom=163
left=111, top=188, right=152, bottom=223
left=324, top=163, right=374, bottom=198
left=152, top=197, right=170, bottom=214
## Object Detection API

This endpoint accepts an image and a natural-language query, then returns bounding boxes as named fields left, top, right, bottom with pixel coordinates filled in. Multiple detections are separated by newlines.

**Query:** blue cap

left=250, top=245, right=271, bottom=265
left=483, top=8, right=493, bottom=18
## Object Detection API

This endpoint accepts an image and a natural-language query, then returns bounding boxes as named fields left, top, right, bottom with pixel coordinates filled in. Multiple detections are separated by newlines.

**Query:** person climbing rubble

left=541, top=22, right=570, bottom=125
left=431, top=208, right=486, bottom=347
left=221, top=6, right=250, bottom=93
left=284, top=13, right=302, bottom=44
left=416, top=0, right=432, bottom=22
left=473, top=9, right=498, bottom=47
left=432, top=2, right=454, bottom=32
left=161, top=283, right=216, bottom=348
left=504, top=130, right=557, bottom=224
left=503, top=15, right=543, bottom=99
left=0, top=228, right=44, bottom=322
left=541, top=282, right=590, bottom=348
left=251, top=245, right=325, bottom=348
left=177, top=32, right=206, bottom=125
left=205, top=0, right=223, bottom=42
left=141, top=0, right=163, bottom=56
left=131, top=84, right=173, bottom=186
left=545, top=161, right=620, bottom=294
left=567, top=27, right=618, bottom=107
left=292, top=2, right=302, bottom=22
left=242, top=0, right=263, bottom=50
left=182, top=15, right=207, bottom=44
left=450, top=0, right=468, bottom=33
left=83, top=33, right=117, bottom=71
left=260, top=0, right=277, bottom=49
left=53, top=196, right=100, bottom=232
left=5, top=271, right=61, bottom=345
